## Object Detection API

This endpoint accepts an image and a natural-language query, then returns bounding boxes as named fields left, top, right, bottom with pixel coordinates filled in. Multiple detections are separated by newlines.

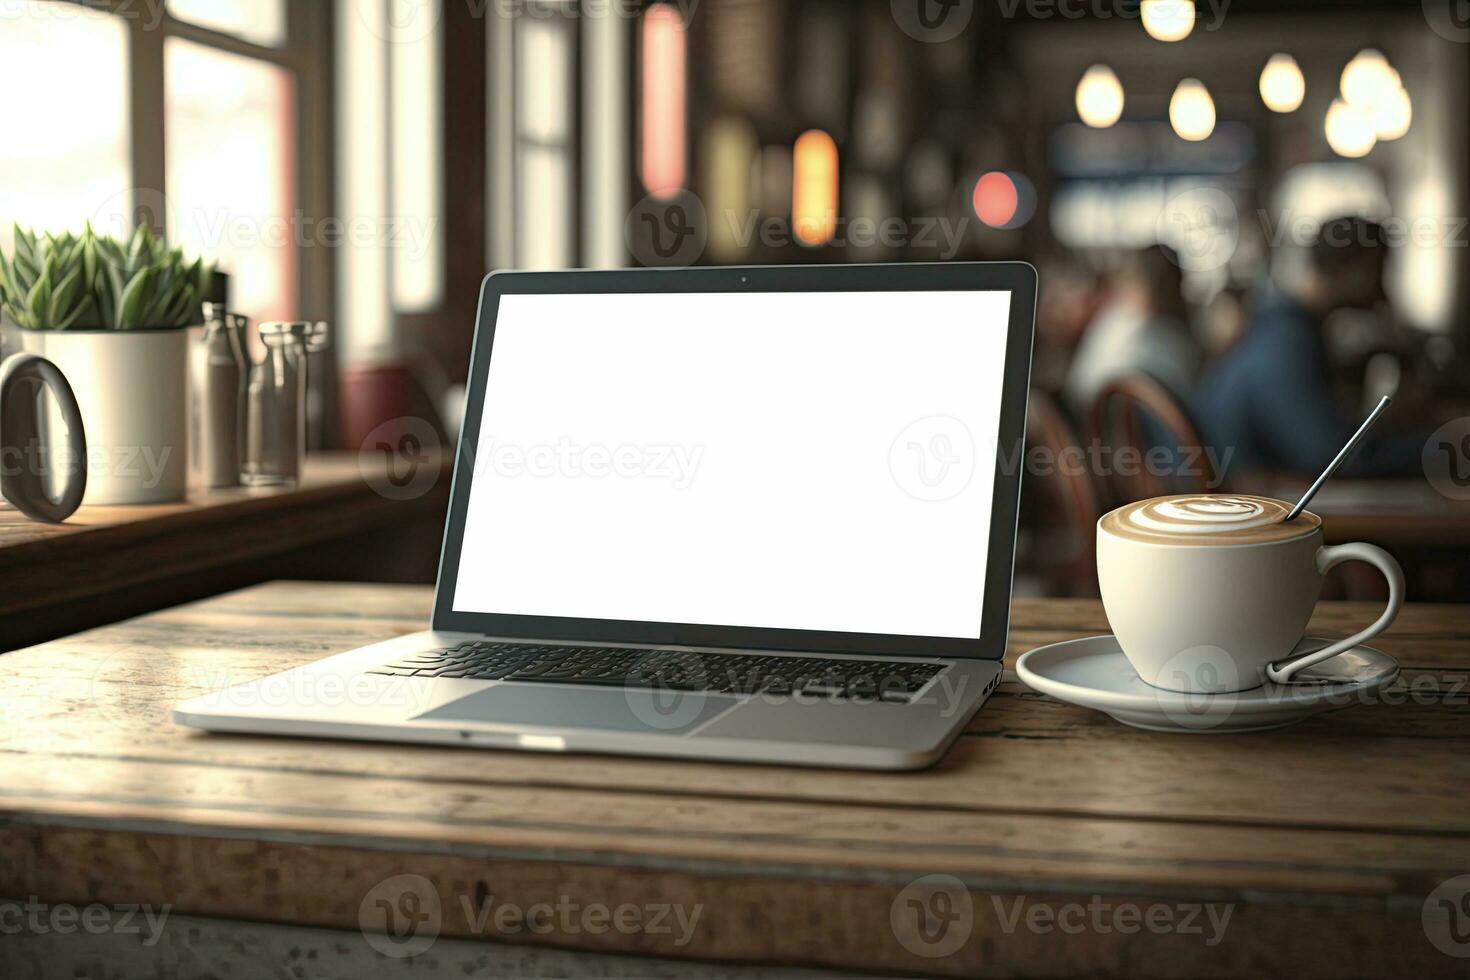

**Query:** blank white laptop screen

left=452, top=290, right=1013, bottom=640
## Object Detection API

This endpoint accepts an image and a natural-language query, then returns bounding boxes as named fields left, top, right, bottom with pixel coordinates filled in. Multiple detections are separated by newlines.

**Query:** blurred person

left=1199, top=285, right=1248, bottom=359
left=1195, top=217, right=1425, bottom=478
left=1036, top=258, right=1106, bottom=352
left=1031, top=258, right=1105, bottom=394
left=1064, top=245, right=1202, bottom=419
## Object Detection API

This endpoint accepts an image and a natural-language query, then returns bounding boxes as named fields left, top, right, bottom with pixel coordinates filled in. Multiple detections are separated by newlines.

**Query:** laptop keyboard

left=369, top=641, right=946, bottom=702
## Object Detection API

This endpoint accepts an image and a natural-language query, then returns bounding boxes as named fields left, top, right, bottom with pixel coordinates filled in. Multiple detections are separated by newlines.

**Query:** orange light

left=640, top=4, right=686, bottom=199
left=792, top=129, right=838, bottom=247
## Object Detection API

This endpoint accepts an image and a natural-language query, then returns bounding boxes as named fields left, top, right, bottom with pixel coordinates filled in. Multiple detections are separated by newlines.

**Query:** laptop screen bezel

left=430, top=262, right=1037, bottom=661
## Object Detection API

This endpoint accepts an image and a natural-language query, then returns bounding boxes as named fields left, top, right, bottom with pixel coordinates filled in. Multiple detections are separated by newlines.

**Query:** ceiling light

left=1076, top=65, right=1124, bottom=128
left=1169, top=78, right=1216, bottom=141
left=1325, top=98, right=1376, bottom=158
left=1259, top=53, right=1305, bottom=113
left=1141, top=0, right=1195, bottom=42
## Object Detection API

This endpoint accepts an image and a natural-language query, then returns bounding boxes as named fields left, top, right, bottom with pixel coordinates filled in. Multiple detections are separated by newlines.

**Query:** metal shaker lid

left=257, top=321, right=314, bottom=346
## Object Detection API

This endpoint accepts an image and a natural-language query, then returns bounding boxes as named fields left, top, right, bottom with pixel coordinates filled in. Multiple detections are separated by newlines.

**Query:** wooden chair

left=1022, top=389, right=1102, bottom=596
left=1087, top=373, right=1219, bottom=508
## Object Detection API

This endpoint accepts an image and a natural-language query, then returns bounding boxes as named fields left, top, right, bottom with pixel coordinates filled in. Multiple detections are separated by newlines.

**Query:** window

left=169, top=0, right=288, bottom=48
left=388, top=0, right=444, bottom=312
left=334, top=0, right=447, bottom=361
left=486, top=1, right=631, bottom=271
left=515, top=8, right=577, bottom=269
left=0, top=3, right=130, bottom=252
left=166, top=39, right=298, bottom=323
left=0, top=1, right=328, bottom=325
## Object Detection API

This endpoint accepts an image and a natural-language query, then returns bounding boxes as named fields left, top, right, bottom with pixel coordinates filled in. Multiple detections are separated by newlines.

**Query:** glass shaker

left=243, top=322, right=326, bottom=487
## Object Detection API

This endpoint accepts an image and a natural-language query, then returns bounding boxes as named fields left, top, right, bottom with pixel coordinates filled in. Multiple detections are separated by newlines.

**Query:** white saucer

left=1015, top=636, right=1400, bottom=733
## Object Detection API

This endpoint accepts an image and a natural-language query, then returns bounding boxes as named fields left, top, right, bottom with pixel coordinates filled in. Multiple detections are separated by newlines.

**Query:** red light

left=972, top=171, right=1018, bottom=228
left=641, top=4, right=687, bottom=199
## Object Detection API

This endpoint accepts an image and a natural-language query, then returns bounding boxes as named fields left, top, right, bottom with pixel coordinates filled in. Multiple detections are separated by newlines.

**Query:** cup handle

left=1266, top=542, right=1404, bottom=684
left=0, top=352, right=88, bottom=523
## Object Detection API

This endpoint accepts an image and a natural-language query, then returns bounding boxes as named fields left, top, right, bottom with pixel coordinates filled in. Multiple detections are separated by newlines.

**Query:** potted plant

left=0, top=223, right=213, bottom=504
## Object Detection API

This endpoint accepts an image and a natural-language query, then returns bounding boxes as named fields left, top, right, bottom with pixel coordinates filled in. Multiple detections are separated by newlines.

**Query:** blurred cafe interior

left=4, top=4, right=1470, bottom=978
left=1, top=0, right=1468, bottom=619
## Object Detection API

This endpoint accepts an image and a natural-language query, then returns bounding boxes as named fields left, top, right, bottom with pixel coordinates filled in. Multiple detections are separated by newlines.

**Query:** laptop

left=177, top=262, right=1037, bottom=770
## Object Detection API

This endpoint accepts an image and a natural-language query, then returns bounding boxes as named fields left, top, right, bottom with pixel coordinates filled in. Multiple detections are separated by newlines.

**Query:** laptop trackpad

left=416, top=684, right=739, bottom=735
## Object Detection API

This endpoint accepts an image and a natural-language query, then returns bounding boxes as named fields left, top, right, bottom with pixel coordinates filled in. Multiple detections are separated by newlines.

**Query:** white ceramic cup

left=1097, top=494, right=1404, bottom=694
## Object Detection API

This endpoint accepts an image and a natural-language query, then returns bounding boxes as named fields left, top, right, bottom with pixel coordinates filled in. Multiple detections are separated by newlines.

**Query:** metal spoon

left=1284, top=395, right=1393, bottom=522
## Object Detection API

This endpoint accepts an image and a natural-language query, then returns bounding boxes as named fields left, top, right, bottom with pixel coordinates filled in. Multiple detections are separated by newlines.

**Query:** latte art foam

left=1101, top=494, right=1320, bottom=545
left=1127, top=495, right=1284, bottom=534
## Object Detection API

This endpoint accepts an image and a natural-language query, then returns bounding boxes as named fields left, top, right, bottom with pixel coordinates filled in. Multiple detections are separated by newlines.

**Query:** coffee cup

left=1097, top=494, right=1404, bottom=694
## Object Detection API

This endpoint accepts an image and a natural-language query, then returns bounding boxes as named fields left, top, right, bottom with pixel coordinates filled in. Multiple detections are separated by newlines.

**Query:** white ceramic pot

left=20, top=327, right=190, bottom=505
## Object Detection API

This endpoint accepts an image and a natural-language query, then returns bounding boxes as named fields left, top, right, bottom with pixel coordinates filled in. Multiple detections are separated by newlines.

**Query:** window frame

left=488, top=0, right=634, bottom=272
left=87, top=0, right=335, bottom=323
left=510, top=3, right=581, bottom=270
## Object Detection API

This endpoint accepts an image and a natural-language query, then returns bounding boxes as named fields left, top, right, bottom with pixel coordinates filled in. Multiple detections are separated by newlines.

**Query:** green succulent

left=0, top=226, right=91, bottom=329
left=0, top=223, right=214, bottom=330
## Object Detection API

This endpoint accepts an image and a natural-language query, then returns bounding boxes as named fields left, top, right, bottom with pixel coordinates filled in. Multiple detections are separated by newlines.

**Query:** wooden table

left=0, top=454, right=447, bottom=652
left=2, top=583, right=1468, bottom=978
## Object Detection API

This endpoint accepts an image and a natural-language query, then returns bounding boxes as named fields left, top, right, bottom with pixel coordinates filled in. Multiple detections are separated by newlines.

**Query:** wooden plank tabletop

left=2, top=583, right=1468, bottom=977
left=0, top=454, right=447, bottom=651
